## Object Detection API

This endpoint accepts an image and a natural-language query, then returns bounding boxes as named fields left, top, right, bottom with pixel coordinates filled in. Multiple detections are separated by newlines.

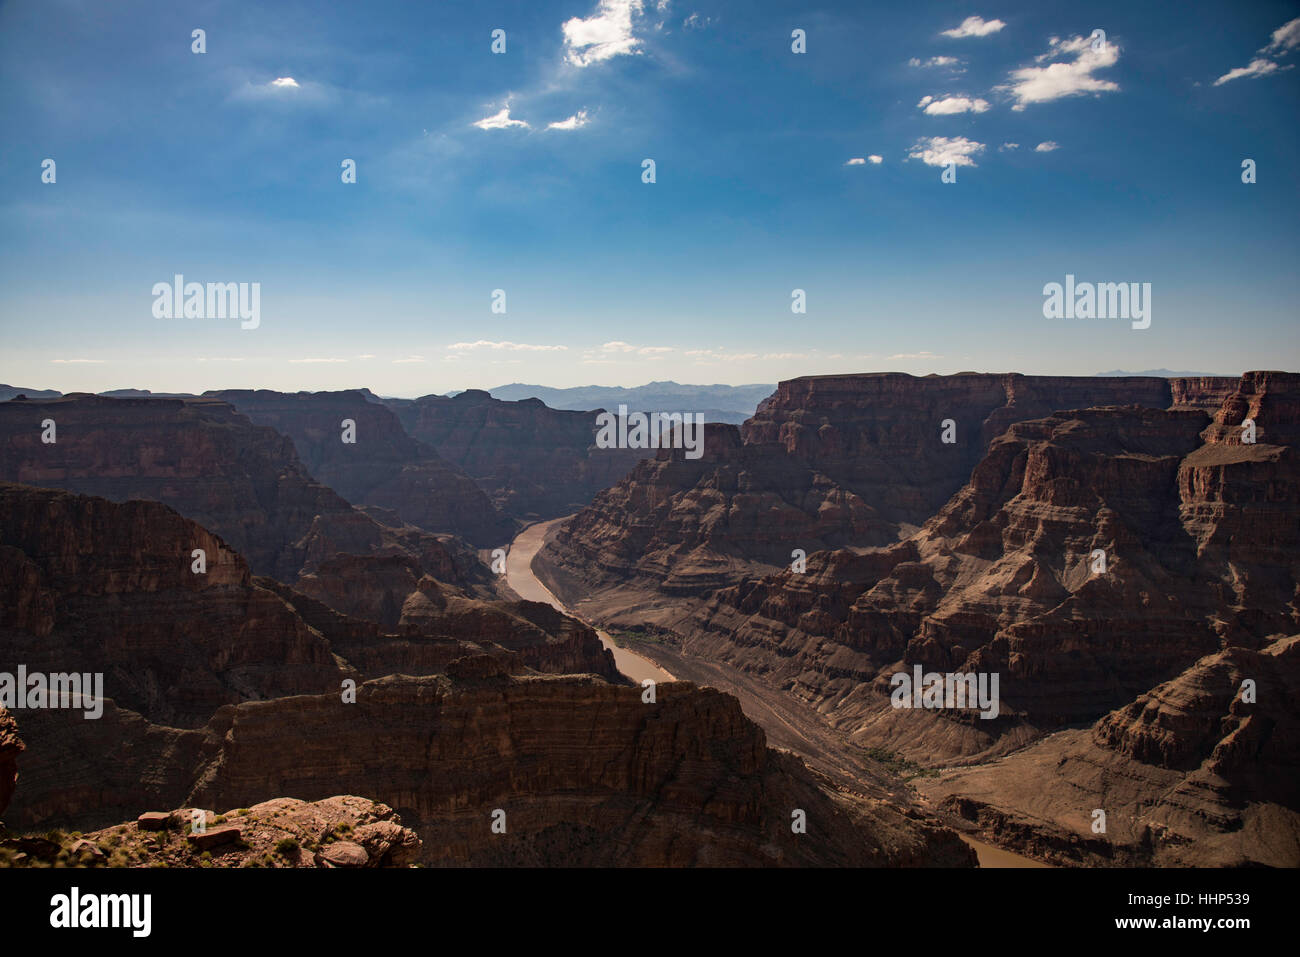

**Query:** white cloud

left=270, top=77, right=300, bottom=88
left=563, top=0, right=647, bottom=67
left=845, top=157, right=866, bottom=165
left=909, top=55, right=964, bottom=70
left=289, top=357, right=347, bottom=363
left=50, top=358, right=105, bottom=364
left=1034, top=140, right=1059, bottom=152
left=547, top=110, right=590, bottom=130
left=1264, top=16, right=1300, bottom=54
left=846, top=156, right=883, bottom=166
left=917, top=94, right=990, bottom=114
left=1214, top=58, right=1289, bottom=85
left=594, top=341, right=673, bottom=355
left=941, top=16, right=1005, bottom=39
left=999, top=142, right=1020, bottom=151
left=473, top=106, right=530, bottom=130
left=685, top=348, right=758, bottom=362
left=392, top=356, right=426, bottom=363
left=683, top=12, right=712, bottom=30
left=1000, top=34, right=1120, bottom=110
left=908, top=135, right=985, bottom=167
left=868, top=154, right=883, bottom=164
left=448, top=340, right=568, bottom=352
left=1213, top=19, right=1300, bottom=86
left=889, top=351, right=943, bottom=360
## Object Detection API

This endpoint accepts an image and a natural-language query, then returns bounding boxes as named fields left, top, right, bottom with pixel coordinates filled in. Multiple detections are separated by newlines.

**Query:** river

left=506, top=518, right=674, bottom=685
left=506, top=519, right=1044, bottom=867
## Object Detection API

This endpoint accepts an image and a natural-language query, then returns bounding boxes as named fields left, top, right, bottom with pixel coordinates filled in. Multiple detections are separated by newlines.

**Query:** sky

left=1, top=0, right=1297, bottom=396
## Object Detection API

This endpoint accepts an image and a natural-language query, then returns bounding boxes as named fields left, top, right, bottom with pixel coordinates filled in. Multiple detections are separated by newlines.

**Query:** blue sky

left=1, top=0, right=1297, bottom=395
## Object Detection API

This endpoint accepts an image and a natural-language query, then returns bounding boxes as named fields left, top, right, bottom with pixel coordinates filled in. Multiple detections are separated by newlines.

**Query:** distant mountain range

left=487, top=381, right=776, bottom=425
left=0, top=385, right=62, bottom=401
left=1095, top=369, right=1232, bottom=378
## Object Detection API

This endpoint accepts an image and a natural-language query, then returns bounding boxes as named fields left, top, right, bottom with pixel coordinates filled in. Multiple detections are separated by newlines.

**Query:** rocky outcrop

left=7, top=672, right=973, bottom=867
left=208, top=390, right=515, bottom=545
left=0, top=395, right=497, bottom=595
left=0, top=483, right=617, bottom=730
left=919, top=634, right=1300, bottom=866
left=263, top=568, right=621, bottom=682
left=0, top=708, right=20, bottom=820
left=2, top=796, right=422, bottom=868
left=389, top=389, right=647, bottom=521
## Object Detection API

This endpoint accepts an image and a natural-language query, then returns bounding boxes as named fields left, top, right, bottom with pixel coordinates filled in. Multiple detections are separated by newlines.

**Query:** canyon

left=0, top=481, right=970, bottom=866
left=536, top=371, right=1300, bottom=866
left=2, top=370, right=1295, bottom=868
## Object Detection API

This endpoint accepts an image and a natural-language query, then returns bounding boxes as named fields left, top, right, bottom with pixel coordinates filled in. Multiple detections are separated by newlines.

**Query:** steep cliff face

left=7, top=671, right=973, bottom=867
left=388, top=389, right=647, bottom=521
left=546, top=423, right=890, bottom=595
left=0, top=708, right=20, bottom=820
left=743, top=373, right=1177, bottom=522
left=0, top=483, right=347, bottom=728
left=0, top=395, right=497, bottom=595
left=543, top=374, right=1298, bottom=769
left=208, top=390, right=514, bottom=546
left=669, top=406, right=1235, bottom=756
left=542, top=373, right=1187, bottom=595
left=0, top=484, right=617, bottom=730
left=920, top=635, right=1300, bottom=867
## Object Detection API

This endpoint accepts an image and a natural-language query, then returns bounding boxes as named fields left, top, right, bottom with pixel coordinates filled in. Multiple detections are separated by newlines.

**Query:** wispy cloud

left=392, top=356, right=426, bottom=363
left=909, top=55, right=964, bottom=70
left=473, top=106, right=530, bottom=130
left=1214, top=17, right=1300, bottom=85
left=917, top=94, right=990, bottom=114
left=563, top=0, right=648, bottom=67
left=547, top=110, right=590, bottom=130
left=908, top=136, right=985, bottom=167
left=889, top=350, right=943, bottom=360
left=1035, top=141, right=1059, bottom=152
left=1000, top=35, right=1120, bottom=110
left=591, top=341, right=674, bottom=355
left=941, top=16, right=1005, bottom=39
left=999, top=142, right=1020, bottom=151
left=50, top=358, right=105, bottom=364
left=448, top=340, right=568, bottom=352
left=289, top=357, right=348, bottom=364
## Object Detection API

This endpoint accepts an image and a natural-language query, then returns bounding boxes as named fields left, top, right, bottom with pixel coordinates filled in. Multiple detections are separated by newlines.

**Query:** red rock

left=185, top=825, right=242, bottom=850
left=0, top=708, right=22, bottom=819
left=316, top=841, right=369, bottom=867
left=388, top=390, right=649, bottom=521
left=207, top=390, right=515, bottom=545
